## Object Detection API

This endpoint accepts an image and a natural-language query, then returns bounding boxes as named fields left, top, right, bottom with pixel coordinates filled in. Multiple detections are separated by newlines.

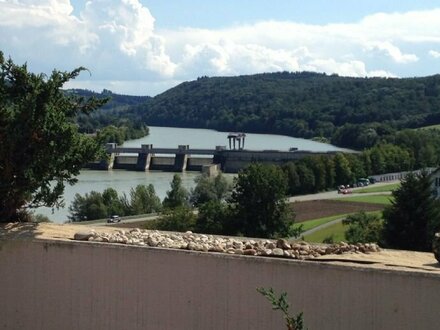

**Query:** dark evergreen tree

left=382, top=171, right=440, bottom=251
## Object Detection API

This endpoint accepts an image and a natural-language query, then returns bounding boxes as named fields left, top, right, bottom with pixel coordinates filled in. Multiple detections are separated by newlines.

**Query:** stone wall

left=0, top=238, right=439, bottom=330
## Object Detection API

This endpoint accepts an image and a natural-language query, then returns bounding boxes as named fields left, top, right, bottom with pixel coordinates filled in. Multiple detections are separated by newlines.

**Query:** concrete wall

left=187, top=157, right=213, bottom=166
left=150, top=156, right=175, bottom=166
left=114, top=156, right=138, bottom=165
left=1, top=239, right=439, bottom=330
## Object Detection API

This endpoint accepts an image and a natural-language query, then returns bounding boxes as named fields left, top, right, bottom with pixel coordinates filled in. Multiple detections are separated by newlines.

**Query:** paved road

left=288, top=180, right=397, bottom=203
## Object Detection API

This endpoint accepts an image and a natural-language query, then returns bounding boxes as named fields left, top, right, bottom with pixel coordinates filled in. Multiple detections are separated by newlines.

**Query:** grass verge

left=303, top=222, right=347, bottom=243
left=354, top=183, right=399, bottom=194
left=301, top=211, right=383, bottom=243
left=292, top=214, right=351, bottom=232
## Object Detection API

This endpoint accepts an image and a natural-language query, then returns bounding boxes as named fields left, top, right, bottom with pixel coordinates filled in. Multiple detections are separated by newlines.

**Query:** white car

left=107, top=215, right=121, bottom=223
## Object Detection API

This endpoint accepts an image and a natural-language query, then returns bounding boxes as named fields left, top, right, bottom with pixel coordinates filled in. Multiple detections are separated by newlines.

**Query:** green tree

left=102, top=187, right=127, bottom=216
left=163, top=174, right=190, bottom=209
left=306, top=156, right=327, bottom=192
left=68, top=191, right=108, bottom=222
left=296, top=163, right=315, bottom=194
left=195, top=200, right=231, bottom=234
left=96, top=125, right=125, bottom=145
left=155, top=206, right=196, bottom=232
left=0, top=52, right=106, bottom=221
left=190, top=173, right=232, bottom=206
left=342, top=211, right=383, bottom=244
left=282, top=163, right=300, bottom=195
left=230, top=163, right=294, bottom=238
left=129, top=184, right=162, bottom=214
left=382, top=171, right=440, bottom=251
left=334, top=153, right=353, bottom=185
left=322, top=156, right=336, bottom=189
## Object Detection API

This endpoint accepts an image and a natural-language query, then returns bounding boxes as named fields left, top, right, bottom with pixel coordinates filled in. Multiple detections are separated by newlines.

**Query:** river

left=37, top=126, right=347, bottom=223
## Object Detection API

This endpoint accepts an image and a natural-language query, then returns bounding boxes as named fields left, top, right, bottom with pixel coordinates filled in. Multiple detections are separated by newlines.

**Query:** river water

left=37, top=126, right=347, bottom=223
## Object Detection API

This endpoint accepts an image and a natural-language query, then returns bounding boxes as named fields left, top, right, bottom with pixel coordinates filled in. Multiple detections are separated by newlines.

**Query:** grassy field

left=418, top=124, right=440, bottom=130
left=292, top=213, right=350, bottom=232
left=354, top=183, right=399, bottom=194
left=332, top=194, right=393, bottom=205
left=296, top=210, right=383, bottom=242
left=303, top=222, right=347, bottom=243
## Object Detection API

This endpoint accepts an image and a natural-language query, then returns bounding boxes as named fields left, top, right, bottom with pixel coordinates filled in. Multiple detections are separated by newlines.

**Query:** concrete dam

left=85, top=143, right=344, bottom=174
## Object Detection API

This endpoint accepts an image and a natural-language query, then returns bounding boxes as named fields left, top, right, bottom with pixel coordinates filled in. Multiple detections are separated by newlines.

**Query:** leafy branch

left=257, top=287, right=306, bottom=330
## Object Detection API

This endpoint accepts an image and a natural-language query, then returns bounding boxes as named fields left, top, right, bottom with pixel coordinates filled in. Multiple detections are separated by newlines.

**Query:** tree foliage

left=190, top=173, right=232, bottom=206
left=155, top=206, right=196, bottom=232
left=194, top=200, right=232, bottom=234
left=68, top=184, right=161, bottom=221
left=96, top=123, right=149, bottom=145
left=163, top=174, right=190, bottom=209
left=382, top=171, right=440, bottom=251
left=71, top=88, right=150, bottom=134
left=0, top=52, right=107, bottom=221
left=257, top=287, right=306, bottom=330
left=230, top=163, right=294, bottom=238
left=129, top=184, right=162, bottom=214
left=342, top=211, right=383, bottom=244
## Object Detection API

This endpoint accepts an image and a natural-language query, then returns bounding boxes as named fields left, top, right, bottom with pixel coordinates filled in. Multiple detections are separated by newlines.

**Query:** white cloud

left=366, top=41, right=418, bottom=64
left=367, top=70, right=397, bottom=78
left=429, top=50, right=440, bottom=58
left=0, top=0, right=176, bottom=80
left=1, top=2, right=439, bottom=95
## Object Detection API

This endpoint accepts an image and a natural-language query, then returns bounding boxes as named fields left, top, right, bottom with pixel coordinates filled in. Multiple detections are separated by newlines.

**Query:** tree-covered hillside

left=67, top=89, right=151, bottom=110
left=131, top=72, right=440, bottom=149
left=67, top=89, right=151, bottom=134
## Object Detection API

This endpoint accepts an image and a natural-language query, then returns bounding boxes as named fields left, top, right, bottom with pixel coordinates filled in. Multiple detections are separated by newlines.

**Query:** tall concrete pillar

left=136, top=144, right=153, bottom=171
left=174, top=145, right=189, bottom=171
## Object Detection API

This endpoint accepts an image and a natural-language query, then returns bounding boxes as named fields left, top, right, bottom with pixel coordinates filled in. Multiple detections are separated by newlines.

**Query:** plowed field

left=292, top=199, right=385, bottom=222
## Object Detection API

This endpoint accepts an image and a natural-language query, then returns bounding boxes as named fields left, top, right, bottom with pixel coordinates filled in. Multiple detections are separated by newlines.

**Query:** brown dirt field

left=291, top=200, right=385, bottom=222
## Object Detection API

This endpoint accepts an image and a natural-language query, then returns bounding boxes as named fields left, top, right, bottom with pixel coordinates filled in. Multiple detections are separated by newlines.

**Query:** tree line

left=95, top=122, right=149, bottom=145
left=281, top=130, right=439, bottom=197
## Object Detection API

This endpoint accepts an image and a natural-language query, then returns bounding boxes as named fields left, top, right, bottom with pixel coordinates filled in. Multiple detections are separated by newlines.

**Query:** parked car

left=368, top=177, right=376, bottom=184
left=357, top=178, right=370, bottom=187
left=107, top=215, right=121, bottom=223
left=338, top=185, right=352, bottom=194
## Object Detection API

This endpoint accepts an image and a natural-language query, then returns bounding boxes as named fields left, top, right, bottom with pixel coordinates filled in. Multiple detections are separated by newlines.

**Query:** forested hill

left=130, top=72, right=440, bottom=149
left=66, top=89, right=151, bottom=110
left=67, top=89, right=151, bottom=133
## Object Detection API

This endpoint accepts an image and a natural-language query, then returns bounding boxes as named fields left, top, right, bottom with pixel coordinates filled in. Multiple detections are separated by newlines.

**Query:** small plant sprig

left=257, top=287, right=306, bottom=330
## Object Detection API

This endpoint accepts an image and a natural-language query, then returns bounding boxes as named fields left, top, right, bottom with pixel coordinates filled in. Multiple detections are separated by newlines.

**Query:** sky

left=1, top=0, right=440, bottom=96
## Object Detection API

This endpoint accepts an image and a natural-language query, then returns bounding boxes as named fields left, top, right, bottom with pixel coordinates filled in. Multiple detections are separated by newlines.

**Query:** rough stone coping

left=1, top=222, right=440, bottom=275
